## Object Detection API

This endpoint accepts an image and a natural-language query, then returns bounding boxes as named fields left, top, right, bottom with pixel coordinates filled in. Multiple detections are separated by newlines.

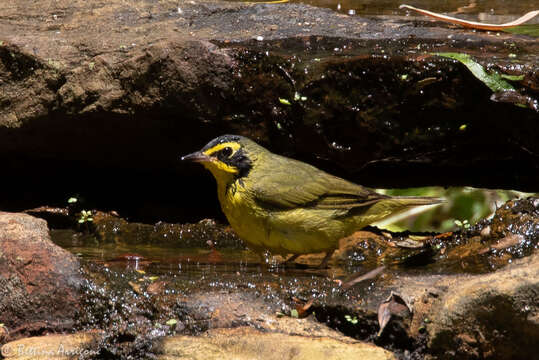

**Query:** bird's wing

left=249, top=156, right=386, bottom=211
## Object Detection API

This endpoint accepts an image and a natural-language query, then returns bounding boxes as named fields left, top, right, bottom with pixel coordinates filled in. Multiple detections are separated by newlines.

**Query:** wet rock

left=0, top=331, right=103, bottom=359
left=92, top=212, right=243, bottom=248
left=0, top=0, right=538, bottom=223
left=0, top=212, right=83, bottom=340
left=489, top=197, right=539, bottom=242
left=52, top=196, right=538, bottom=358
left=156, top=327, right=396, bottom=360
left=424, top=252, right=539, bottom=359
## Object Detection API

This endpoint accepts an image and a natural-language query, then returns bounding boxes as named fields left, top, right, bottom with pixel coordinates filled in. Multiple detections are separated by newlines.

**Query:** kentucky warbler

left=182, top=135, right=443, bottom=268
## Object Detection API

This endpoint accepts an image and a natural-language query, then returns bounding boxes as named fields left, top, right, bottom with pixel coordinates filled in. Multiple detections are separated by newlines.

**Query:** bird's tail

left=351, top=196, right=444, bottom=229
left=389, top=196, right=445, bottom=206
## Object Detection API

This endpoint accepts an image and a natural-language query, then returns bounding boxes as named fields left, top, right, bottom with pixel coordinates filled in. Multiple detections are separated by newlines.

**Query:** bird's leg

left=284, top=254, right=300, bottom=264
left=317, top=250, right=335, bottom=269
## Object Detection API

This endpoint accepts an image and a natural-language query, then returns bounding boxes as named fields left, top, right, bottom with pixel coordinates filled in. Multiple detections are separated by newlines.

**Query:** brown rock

left=424, top=253, right=539, bottom=359
left=1, top=331, right=102, bottom=359
left=156, top=327, right=396, bottom=360
left=0, top=212, right=82, bottom=340
left=1, top=0, right=538, bottom=224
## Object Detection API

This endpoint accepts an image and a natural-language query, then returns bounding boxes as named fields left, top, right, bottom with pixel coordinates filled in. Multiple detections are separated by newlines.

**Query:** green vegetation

left=504, top=24, right=539, bottom=37
left=344, top=314, right=358, bottom=324
left=378, top=187, right=535, bottom=232
left=78, top=210, right=94, bottom=224
left=436, top=53, right=516, bottom=93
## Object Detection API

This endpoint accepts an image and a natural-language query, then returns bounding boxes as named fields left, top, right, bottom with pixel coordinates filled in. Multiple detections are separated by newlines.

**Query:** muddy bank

left=0, top=0, right=538, bottom=222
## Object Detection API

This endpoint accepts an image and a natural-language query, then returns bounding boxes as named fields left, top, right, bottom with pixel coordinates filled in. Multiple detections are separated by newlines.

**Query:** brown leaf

left=434, top=232, right=453, bottom=239
left=395, top=238, right=425, bottom=249
left=400, top=4, right=539, bottom=31
left=377, top=302, right=392, bottom=337
left=491, top=234, right=525, bottom=251
left=292, top=298, right=315, bottom=318
left=377, top=293, right=412, bottom=336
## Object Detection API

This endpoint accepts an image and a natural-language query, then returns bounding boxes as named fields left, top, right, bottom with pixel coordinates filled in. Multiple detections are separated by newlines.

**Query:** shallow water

left=50, top=224, right=531, bottom=284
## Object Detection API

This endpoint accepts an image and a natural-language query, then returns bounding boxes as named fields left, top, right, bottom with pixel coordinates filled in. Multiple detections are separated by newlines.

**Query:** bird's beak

left=181, top=151, right=211, bottom=163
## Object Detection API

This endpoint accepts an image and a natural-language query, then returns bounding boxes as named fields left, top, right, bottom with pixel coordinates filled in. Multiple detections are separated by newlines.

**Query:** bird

left=182, top=135, right=443, bottom=268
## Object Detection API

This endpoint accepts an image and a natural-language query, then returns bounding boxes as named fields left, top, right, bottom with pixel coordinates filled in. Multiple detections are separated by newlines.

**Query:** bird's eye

left=221, top=147, right=233, bottom=158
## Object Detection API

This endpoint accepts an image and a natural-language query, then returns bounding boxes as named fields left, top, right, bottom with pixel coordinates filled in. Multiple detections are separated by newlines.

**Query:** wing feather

left=249, top=155, right=386, bottom=211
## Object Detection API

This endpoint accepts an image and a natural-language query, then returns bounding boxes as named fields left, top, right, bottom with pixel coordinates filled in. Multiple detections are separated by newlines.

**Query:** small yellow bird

left=182, top=135, right=442, bottom=268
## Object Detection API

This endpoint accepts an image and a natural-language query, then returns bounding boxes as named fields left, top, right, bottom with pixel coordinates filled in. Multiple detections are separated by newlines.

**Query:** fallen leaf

left=434, top=232, right=453, bottom=239
left=377, top=292, right=412, bottom=336
left=491, top=234, right=525, bottom=251
left=395, top=238, right=425, bottom=249
left=435, top=52, right=536, bottom=110
left=436, top=53, right=515, bottom=93
left=295, top=298, right=315, bottom=318
left=400, top=4, right=539, bottom=31
left=504, top=24, right=539, bottom=37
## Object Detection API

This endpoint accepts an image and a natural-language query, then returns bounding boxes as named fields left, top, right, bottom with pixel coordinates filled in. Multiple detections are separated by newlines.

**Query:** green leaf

left=500, top=74, right=525, bottom=81
left=279, top=98, right=292, bottom=106
left=67, top=197, right=78, bottom=204
left=166, top=319, right=178, bottom=326
left=504, top=24, right=539, bottom=37
left=290, top=309, right=299, bottom=318
left=435, top=53, right=515, bottom=93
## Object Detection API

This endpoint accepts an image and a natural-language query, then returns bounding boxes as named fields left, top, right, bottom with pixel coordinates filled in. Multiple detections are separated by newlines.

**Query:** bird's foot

left=283, top=254, right=300, bottom=265
left=316, top=250, right=335, bottom=269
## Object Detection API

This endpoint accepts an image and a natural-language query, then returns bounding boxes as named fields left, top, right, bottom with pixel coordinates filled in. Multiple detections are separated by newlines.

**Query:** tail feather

left=390, top=196, right=445, bottom=206
left=349, top=196, right=444, bottom=229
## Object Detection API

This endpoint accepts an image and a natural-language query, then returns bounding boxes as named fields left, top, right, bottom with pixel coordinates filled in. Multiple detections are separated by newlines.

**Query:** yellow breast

left=217, top=180, right=343, bottom=255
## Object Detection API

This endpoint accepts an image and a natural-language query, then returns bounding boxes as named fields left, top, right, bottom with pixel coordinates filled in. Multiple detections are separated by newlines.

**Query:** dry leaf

left=377, top=292, right=412, bottom=336
left=400, top=4, right=539, bottom=31
left=292, top=297, right=315, bottom=318
left=395, top=238, right=425, bottom=249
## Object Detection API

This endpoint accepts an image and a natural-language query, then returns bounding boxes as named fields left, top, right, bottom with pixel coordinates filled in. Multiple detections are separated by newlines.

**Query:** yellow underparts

left=217, top=178, right=346, bottom=255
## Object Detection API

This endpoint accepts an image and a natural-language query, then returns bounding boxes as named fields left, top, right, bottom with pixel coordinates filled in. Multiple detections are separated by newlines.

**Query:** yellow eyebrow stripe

left=203, top=142, right=241, bottom=157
